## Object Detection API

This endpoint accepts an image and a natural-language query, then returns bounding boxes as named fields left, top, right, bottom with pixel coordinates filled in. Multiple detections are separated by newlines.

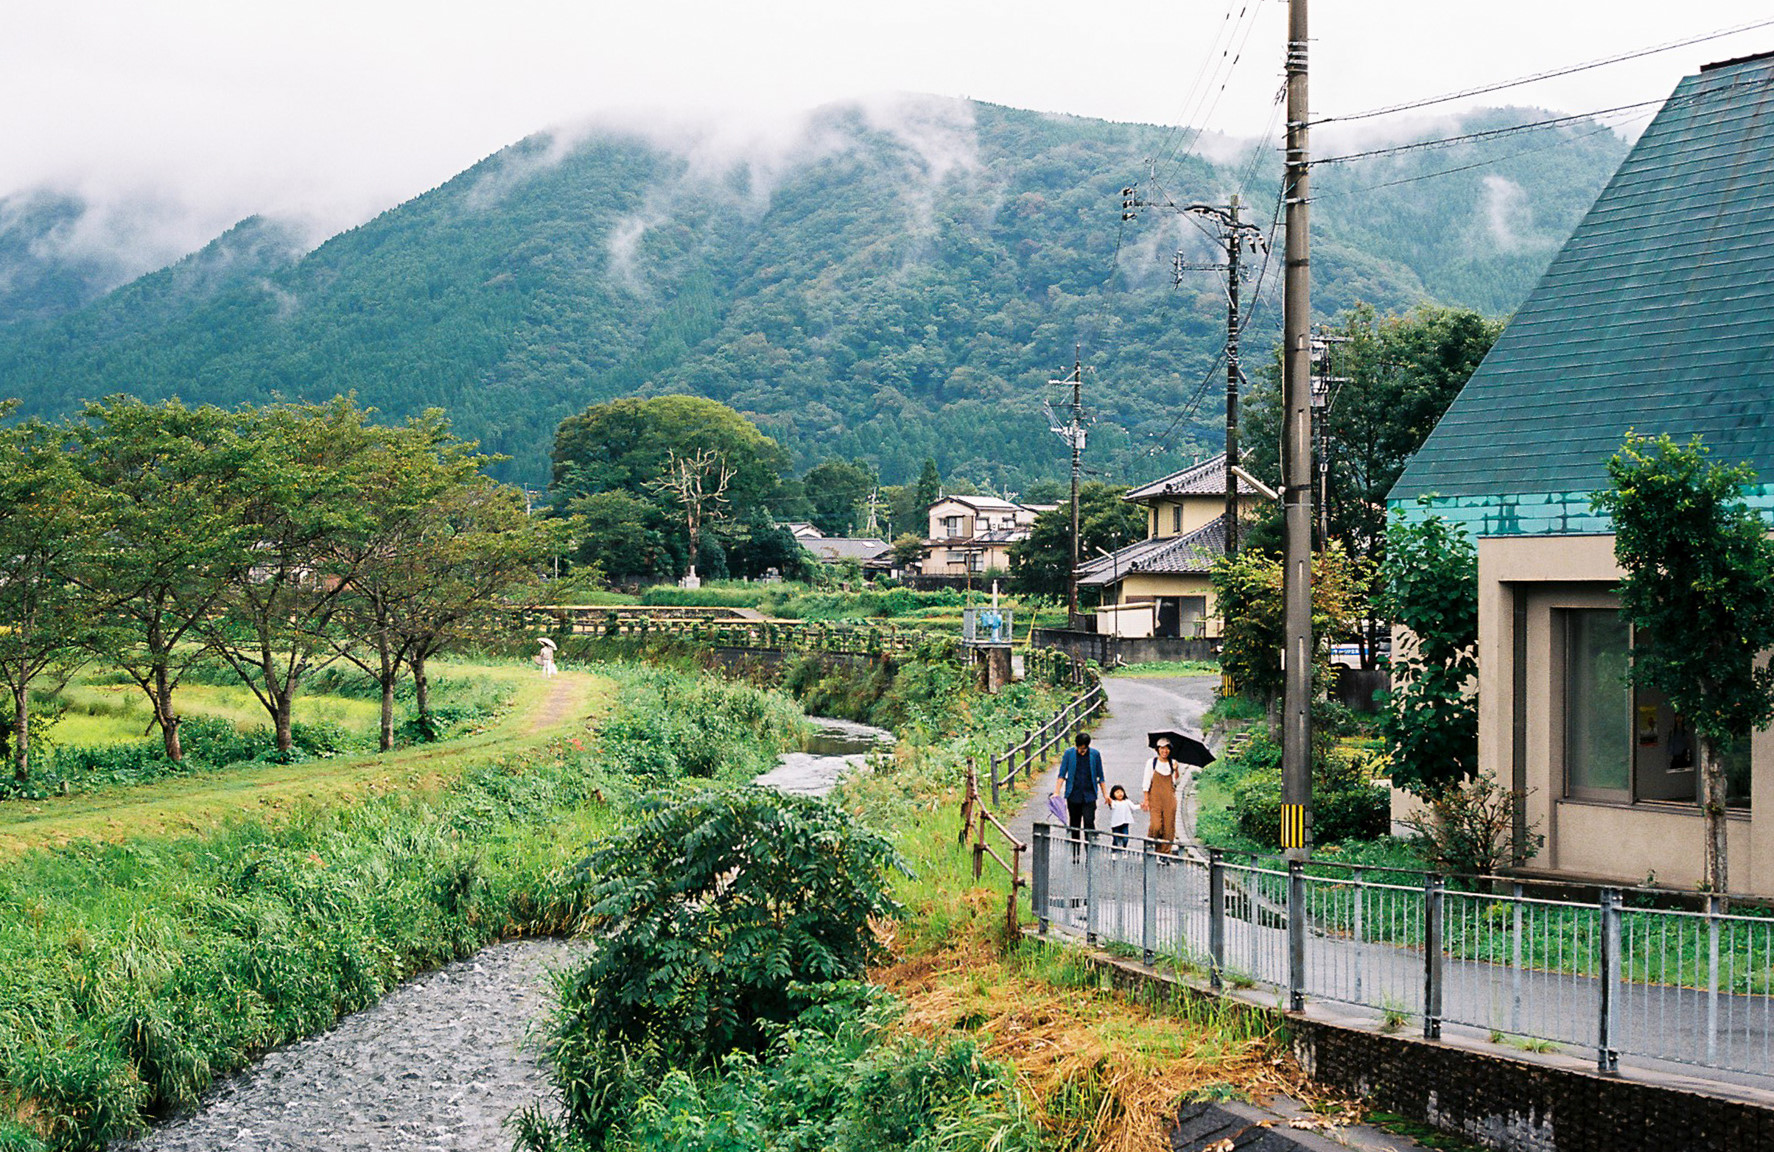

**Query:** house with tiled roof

left=1078, top=454, right=1275, bottom=638
left=1389, top=51, right=1774, bottom=896
left=917, top=494, right=1046, bottom=577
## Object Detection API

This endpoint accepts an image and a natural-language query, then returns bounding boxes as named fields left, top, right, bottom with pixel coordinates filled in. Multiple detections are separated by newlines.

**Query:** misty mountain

left=0, top=98, right=1627, bottom=487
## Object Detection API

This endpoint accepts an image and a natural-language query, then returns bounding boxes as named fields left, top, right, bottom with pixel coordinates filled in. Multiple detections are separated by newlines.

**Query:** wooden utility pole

left=1281, top=0, right=1315, bottom=867
left=1174, top=199, right=1264, bottom=553
left=1047, top=350, right=1088, bottom=621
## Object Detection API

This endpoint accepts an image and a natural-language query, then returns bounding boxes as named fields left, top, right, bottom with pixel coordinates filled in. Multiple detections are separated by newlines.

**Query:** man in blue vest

left=1053, top=731, right=1107, bottom=858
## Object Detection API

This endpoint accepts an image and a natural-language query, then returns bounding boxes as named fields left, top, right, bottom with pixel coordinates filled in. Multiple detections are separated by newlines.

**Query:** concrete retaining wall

left=1032, top=628, right=1217, bottom=666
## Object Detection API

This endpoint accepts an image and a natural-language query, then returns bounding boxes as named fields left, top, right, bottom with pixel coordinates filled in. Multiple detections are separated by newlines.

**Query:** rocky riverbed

left=113, top=937, right=581, bottom=1152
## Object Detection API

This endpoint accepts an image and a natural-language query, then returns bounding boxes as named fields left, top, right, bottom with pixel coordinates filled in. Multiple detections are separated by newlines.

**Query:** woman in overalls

left=1142, top=738, right=1180, bottom=854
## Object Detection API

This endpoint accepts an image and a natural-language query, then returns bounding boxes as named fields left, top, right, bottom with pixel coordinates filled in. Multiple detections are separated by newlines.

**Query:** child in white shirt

left=1107, top=785, right=1136, bottom=848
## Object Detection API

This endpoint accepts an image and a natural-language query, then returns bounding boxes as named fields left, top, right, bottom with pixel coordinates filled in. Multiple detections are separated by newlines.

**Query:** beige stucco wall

left=918, top=541, right=1014, bottom=577
left=1143, top=492, right=1258, bottom=539
left=1476, top=534, right=1771, bottom=896
left=1105, top=572, right=1219, bottom=637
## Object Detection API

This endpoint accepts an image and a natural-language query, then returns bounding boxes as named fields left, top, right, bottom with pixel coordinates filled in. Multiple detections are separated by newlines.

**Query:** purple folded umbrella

left=1046, top=794, right=1068, bottom=823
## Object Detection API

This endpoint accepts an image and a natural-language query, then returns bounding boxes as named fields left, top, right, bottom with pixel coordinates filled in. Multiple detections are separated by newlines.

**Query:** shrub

left=1403, top=772, right=1542, bottom=876
left=529, top=788, right=903, bottom=1144
left=1227, top=729, right=1388, bottom=846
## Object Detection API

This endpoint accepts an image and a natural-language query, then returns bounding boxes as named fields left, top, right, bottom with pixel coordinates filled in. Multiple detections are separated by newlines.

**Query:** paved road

left=1006, top=679, right=1774, bottom=1093
left=1004, top=675, right=1219, bottom=853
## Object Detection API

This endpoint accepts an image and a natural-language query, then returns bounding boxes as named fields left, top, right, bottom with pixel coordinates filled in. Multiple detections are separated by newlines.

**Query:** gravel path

left=114, top=937, right=582, bottom=1152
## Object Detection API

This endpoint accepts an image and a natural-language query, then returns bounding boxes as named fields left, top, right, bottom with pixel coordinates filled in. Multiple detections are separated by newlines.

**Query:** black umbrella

left=1147, top=730, right=1214, bottom=767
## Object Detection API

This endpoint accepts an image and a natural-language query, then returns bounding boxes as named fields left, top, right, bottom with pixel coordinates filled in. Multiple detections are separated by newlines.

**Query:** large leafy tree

left=551, top=395, right=790, bottom=517
left=200, top=398, right=385, bottom=753
left=1377, top=504, right=1478, bottom=797
left=802, top=458, right=876, bottom=537
left=331, top=412, right=556, bottom=749
left=1212, top=542, right=1366, bottom=708
left=551, top=396, right=793, bottom=580
left=1007, top=482, right=1143, bottom=602
left=1246, top=304, right=1501, bottom=664
left=70, top=397, right=261, bottom=760
left=563, top=490, right=674, bottom=585
left=1593, top=434, right=1774, bottom=898
left=0, top=418, right=100, bottom=780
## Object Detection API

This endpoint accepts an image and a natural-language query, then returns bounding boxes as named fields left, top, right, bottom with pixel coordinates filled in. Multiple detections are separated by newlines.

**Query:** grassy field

left=0, top=661, right=611, bottom=857
left=47, top=679, right=386, bottom=747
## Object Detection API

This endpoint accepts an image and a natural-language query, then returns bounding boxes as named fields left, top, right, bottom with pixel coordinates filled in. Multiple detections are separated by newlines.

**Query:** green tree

left=913, top=457, right=942, bottom=510
left=0, top=417, right=98, bottom=780
left=564, top=490, right=673, bottom=585
left=1376, top=504, right=1478, bottom=797
left=539, top=787, right=901, bottom=1139
left=1592, top=434, right=1774, bottom=897
left=332, top=414, right=555, bottom=748
left=1212, top=543, right=1366, bottom=708
left=1246, top=304, right=1501, bottom=664
left=890, top=532, right=926, bottom=571
left=726, top=511, right=815, bottom=581
left=803, top=458, right=876, bottom=537
left=200, top=398, right=384, bottom=753
left=70, top=397, right=261, bottom=761
left=550, top=395, right=790, bottom=520
left=1006, top=482, right=1143, bottom=602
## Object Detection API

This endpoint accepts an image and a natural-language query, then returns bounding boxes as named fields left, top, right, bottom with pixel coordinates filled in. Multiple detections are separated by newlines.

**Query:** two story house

left=918, top=495, right=1050, bottom=577
left=1076, top=454, right=1274, bottom=638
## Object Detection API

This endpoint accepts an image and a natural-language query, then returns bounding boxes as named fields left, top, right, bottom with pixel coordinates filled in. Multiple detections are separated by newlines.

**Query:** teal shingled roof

left=1390, top=53, right=1774, bottom=511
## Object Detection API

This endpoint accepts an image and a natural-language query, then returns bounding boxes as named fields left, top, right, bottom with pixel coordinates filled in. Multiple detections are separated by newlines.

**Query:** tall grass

left=0, top=661, right=807, bottom=1152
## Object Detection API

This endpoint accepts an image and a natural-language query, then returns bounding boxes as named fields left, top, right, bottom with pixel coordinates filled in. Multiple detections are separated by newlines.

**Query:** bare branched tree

left=648, top=447, right=735, bottom=578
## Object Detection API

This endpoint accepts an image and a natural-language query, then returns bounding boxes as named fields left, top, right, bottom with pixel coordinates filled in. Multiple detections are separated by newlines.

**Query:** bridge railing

left=515, top=606, right=928, bottom=656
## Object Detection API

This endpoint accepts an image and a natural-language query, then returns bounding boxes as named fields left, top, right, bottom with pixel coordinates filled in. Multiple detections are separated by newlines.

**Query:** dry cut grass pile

left=873, top=890, right=1359, bottom=1152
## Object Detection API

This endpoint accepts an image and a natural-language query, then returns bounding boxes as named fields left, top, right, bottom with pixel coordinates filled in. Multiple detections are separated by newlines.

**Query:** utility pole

left=1310, top=331, right=1350, bottom=548
left=1173, top=198, right=1265, bottom=553
left=1281, top=0, right=1314, bottom=866
left=1045, top=349, right=1088, bottom=623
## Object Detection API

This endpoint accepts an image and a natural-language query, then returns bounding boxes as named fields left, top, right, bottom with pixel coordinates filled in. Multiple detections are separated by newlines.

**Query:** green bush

left=1227, top=729, right=1388, bottom=846
left=514, top=988, right=1041, bottom=1152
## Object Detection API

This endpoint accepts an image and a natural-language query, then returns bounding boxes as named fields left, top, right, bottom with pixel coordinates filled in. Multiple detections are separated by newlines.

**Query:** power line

left=1311, top=98, right=1670, bottom=166
left=1150, top=1, right=1273, bottom=195
left=1313, top=17, right=1774, bottom=127
left=1314, top=112, right=1651, bottom=197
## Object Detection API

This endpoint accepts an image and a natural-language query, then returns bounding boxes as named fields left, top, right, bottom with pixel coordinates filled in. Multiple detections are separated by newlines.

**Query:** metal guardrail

left=988, top=682, right=1106, bottom=808
left=1032, top=826, right=1774, bottom=1080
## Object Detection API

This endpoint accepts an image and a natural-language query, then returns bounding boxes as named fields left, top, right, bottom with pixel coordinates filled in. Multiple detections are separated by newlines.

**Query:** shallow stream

left=112, top=717, right=891, bottom=1150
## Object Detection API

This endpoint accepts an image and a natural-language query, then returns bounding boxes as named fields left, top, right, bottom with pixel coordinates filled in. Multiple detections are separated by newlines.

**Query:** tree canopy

left=1377, top=503, right=1479, bottom=797
left=1007, top=482, right=1144, bottom=602
left=1593, top=433, right=1774, bottom=896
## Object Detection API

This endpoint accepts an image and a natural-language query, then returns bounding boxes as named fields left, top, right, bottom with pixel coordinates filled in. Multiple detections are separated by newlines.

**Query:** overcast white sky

left=5, top=0, right=1772, bottom=249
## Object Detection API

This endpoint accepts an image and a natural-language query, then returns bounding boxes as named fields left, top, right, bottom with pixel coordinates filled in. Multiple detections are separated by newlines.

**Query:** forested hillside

left=0, top=98, right=1627, bottom=487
